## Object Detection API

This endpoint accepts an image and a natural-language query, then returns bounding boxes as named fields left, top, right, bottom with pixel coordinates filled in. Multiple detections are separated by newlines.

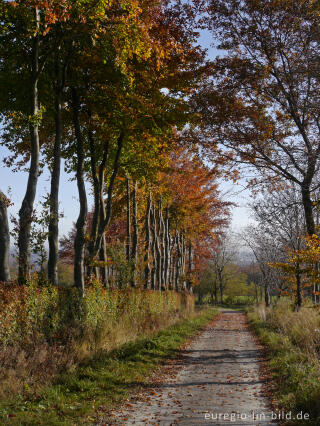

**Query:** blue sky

left=0, top=28, right=253, bottom=237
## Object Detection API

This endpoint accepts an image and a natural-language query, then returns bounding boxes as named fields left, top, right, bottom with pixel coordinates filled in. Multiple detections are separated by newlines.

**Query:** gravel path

left=106, top=310, right=276, bottom=425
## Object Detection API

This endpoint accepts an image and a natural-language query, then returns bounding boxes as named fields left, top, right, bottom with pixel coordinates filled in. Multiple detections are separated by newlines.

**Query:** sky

left=0, top=27, right=254, bottom=238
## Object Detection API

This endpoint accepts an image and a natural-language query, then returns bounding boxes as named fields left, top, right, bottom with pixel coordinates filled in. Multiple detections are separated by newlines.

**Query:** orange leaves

left=270, top=234, right=320, bottom=294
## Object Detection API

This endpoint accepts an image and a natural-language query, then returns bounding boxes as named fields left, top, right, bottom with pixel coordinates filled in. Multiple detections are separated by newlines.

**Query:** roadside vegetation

left=0, top=307, right=217, bottom=425
left=248, top=301, right=320, bottom=425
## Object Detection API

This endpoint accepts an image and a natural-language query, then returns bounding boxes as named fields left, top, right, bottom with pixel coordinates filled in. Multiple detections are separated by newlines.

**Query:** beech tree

left=0, top=0, right=71, bottom=284
left=197, top=0, right=320, bottom=236
left=0, top=191, right=10, bottom=282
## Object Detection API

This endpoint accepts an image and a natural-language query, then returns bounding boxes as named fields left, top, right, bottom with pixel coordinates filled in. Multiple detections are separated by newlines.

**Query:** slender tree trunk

left=92, top=133, right=123, bottom=258
left=164, top=207, right=170, bottom=289
left=157, top=200, right=164, bottom=290
left=130, top=181, right=138, bottom=287
left=87, top=134, right=110, bottom=280
left=151, top=206, right=157, bottom=289
left=219, top=272, right=223, bottom=304
left=48, top=58, right=63, bottom=286
left=97, top=144, right=109, bottom=284
left=126, top=176, right=131, bottom=263
left=175, top=231, right=180, bottom=291
left=99, top=232, right=108, bottom=286
left=87, top=129, right=100, bottom=278
left=144, top=194, right=151, bottom=289
left=187, top=241, right=193, bottom=293
left=18, top=8, right=40, bottom=285
left=72, top=88, right=87, bottom=293
left=296, top=261, right=302, bottom=310
left=265, top=283, right=270, bottom=307
left=301, top=185, right=315, bottom=236
left=0, top=192, right=10, bottom=282
left=180, top=233, right=186, bottom=290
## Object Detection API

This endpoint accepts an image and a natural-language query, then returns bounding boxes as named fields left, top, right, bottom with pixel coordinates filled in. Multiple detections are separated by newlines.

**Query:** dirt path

left=105, top=310, right=276, bottom=425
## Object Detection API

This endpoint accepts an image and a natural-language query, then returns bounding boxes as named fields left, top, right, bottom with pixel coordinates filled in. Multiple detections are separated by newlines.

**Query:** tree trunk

left=175, top=231, right=180, bottom=291
left=87, top=129, right=100, bottom=278
left=295, top=261, right=302, bottom=310
left=264, top=283, right=270, bottom=307
left=0, top=192, right=11, bottom=282
left=151, top=206, right=157, bottom=290
left=92, top=133, right=123, bottom=259
left=180, top=233, right=186, bottom=290
left=130, top=181, right=138, bottom=287
left=126, top=176, right=131, bottom=263
left=72, top=88, right=87, bottom=293
left=144, top=194, right=151, bottom=289
left=187, top=241, right=193, bottom=292
left=48, top=58, right=63, bottom=286
left=87, top=133, right=110, bottom=279
left=164, top=207, right=170, bottom=289
left=99, top=232, right=108, bottom=286
left=301, top=185, right=315, bottom=236
left=219, top=274, right=223, bottom=305
left=157, top=200, right=164, bottom=290
left=18, top=8, right=40, bottom=285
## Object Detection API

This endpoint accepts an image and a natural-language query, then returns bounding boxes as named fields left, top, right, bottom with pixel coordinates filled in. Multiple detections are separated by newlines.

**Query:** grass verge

left=248, top=306, right=320, bottom=425
left=0, top=308, right=218, bottom=425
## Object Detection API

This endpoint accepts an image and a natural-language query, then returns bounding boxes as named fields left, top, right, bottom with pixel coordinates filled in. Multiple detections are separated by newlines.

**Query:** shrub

left=249, top=302, right=320, bottom=424
left=0, top=275, right=194, bottom=397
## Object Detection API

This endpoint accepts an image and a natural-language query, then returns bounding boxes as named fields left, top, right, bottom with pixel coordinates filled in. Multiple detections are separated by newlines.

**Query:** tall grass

left=0, top=276, right=194, bottom=398
left=249, top=300, right=320, bottom=424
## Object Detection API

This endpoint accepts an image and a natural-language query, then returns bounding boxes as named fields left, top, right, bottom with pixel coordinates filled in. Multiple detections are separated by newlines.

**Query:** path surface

left=105, top=310, right=276, bottom=425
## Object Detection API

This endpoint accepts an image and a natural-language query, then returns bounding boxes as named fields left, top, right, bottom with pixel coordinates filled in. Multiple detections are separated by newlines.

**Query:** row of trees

left=190, top=0, right=320, bottom=309
left=244, top=184, right=320, bottom=309
left=0, top=0, right=231, bottom=292
left=3, top=0, right=320, bottom=302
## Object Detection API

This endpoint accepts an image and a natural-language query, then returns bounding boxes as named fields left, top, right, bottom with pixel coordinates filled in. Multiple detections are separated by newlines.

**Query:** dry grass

left=250, top=300, right=320, bottom=423
left=0, top=282, right=195, bottom=399
left=256, top=299, right=320, bottom=358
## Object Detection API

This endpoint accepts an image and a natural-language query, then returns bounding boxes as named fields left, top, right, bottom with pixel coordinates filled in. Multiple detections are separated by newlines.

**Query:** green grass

left=248, top=310, right=320, bottom=425
left=0, top=308, right=217, bottom=425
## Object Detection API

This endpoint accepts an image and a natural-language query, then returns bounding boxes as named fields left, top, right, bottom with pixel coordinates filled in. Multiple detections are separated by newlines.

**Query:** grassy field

left=248, top=302, right=320, bottom=425
left=0, top=308, right=218, bottom=425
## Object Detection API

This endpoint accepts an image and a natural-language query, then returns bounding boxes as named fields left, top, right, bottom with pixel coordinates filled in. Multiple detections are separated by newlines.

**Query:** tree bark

left=18, top=8, right=40, bottom=285
left=301, top=185, right=315, bottom=236
left=164, top=207, right=170, bottom=289
left=157, top=200, right=165, bottom=290
left=187, top=241, right=193, bottom=292
left=99, top=232, right=108, bottom=286
left=265, top=283, right=270, bottom=307
left=175, top=230, right=181, bottom=291
left=87, top=128, right=101, bottom=278
left=150, top=205, right=157, bottom=290
left=219, top=271, right=223, bottom=304
left=48, top=56, right=63, bottom=286
left=93, top=133, right=123, bottom=258
left=131, top=181, right=138, bottom=287
left=0, top=192, right=11, bottom=282
left=126, top=176, right=131, bottom=262
left=295, top=261, right=302, bottom=310
left=72, top=88, right=87, bottom=293
left=144, top=194, right=151, bottom=289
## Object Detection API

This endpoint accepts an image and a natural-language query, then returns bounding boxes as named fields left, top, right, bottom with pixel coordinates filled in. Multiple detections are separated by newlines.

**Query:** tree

left=211, top=235, right=236, bottom=304
left=0, top=0, right=71, bottom=284
left=0, top=191, right=11, bottom=282
left=197, top=0, right=320, bottom=236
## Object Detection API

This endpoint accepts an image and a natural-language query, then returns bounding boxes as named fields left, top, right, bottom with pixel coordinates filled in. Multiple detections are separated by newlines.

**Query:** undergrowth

left=248, top=300, right=320, bottom=425
left=0, top=276, right=194, bottom=398
left=0, top=308, right=217, bottom=425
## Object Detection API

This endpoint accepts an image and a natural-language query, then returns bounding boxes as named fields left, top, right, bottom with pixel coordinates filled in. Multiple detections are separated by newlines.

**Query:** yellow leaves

left=270, top=234, right=320, bottom=291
